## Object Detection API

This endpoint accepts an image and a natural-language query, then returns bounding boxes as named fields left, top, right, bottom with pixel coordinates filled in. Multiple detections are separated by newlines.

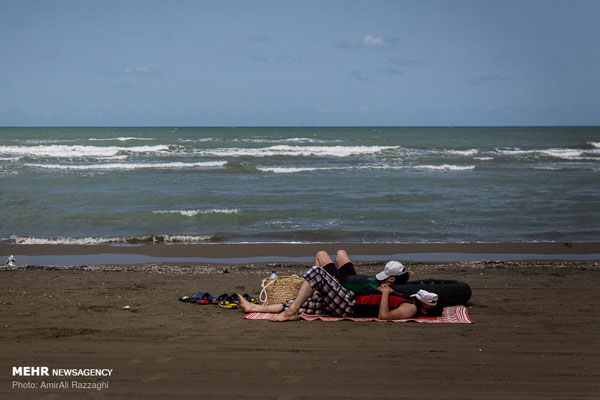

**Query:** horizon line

left=1, top=125, right=599, bottom=129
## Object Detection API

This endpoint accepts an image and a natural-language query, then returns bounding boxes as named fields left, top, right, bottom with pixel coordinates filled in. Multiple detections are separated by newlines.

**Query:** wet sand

left=1, top=256, right=599, bottom=399
left=2, top=241, right=598, bottom=258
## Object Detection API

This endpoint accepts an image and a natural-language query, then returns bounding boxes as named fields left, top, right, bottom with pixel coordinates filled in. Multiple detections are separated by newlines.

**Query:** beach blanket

left=245, top=305, right=472, bottom=323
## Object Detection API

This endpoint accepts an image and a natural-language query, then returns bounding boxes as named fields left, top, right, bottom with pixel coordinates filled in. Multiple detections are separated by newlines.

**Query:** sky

left=1, top=0, right=599, bottom=126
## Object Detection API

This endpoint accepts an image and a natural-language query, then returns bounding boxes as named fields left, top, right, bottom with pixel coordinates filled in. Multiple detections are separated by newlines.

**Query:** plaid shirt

left=282, top=266, right=355, bottom=317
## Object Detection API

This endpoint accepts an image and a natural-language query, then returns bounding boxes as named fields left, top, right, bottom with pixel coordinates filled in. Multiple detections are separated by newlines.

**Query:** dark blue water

left=1, top=126, right=598, bottom=244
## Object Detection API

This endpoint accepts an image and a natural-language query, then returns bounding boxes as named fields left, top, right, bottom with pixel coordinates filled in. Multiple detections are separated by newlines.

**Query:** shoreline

left=1, top=241, right=599, bottom=265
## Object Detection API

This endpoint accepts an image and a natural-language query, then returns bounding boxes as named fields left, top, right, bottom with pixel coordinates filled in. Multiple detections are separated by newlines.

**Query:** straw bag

left=259, top=275, right=304, bottom=304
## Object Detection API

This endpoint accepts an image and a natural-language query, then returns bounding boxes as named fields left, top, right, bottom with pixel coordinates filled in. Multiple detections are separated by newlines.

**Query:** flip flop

left=218, top=294, right=239, bottom=309
left=243, top=294, right=259, bottom=304
left=179, top=295, right=195, bottom=302
left=216, top=293, right=229, bottom=302
left=193, top=292, right=217, bottom=305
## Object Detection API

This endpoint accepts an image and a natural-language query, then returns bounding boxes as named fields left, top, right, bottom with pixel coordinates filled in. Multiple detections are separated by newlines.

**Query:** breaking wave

left=5, top=234, right=214, bottom=245
left=24, top=161, right=226, bottom=170
left=88, top=137, right=155, bottom=142
left=257, top=164, right=475, bottom=173
left=153, top=209, right=240, bottom=216
left=0, top=145, right=170, bottom=158
left=194, top=145, right=400, bottom=158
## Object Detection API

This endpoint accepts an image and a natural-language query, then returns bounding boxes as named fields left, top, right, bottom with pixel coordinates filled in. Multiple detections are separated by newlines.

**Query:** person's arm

left=377, top=285, right=417, bottom=320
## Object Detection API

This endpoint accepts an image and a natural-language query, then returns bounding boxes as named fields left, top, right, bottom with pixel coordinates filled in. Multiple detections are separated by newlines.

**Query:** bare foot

left=270, top=309, right=299, bottom=322
left=237, top=293, right=258, bottom=313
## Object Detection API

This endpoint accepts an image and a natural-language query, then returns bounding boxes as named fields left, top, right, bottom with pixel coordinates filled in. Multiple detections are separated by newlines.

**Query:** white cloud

left=122, top=66, right=159, bottom=76
left=337, top=35, right=398, bottom=49
left=362, top=35, right=384, bottom=47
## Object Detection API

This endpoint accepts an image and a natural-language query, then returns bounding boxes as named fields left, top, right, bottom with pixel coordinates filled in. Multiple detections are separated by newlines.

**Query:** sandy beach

left=1, top=245, right=599, bottom=399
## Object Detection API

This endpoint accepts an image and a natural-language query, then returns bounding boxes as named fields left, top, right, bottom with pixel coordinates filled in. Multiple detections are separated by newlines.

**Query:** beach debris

left=222, top=266, right=231, bottom=274
left=6, top=255, right=16, bottom=267
left=122, top=305, right=138, bottom=312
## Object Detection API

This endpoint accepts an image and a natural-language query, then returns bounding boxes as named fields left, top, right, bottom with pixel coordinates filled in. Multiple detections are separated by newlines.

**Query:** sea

left=0, top=126, right=599, bottom=245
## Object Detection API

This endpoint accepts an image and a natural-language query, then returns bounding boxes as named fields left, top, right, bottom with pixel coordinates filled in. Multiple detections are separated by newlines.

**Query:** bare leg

left=314, top=250, right=333, bottom=267
left=270, top=280, right=314, bottom=322
left=237, top=294, right=283, bottom=313
left=335, top=249, right=352, bottom=268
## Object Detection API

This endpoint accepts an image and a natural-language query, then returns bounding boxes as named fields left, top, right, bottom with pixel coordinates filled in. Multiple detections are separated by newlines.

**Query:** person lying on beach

left=316, top=249, right=440, bottom=316
left=237, top=255, right=440, bottom=321
left=315, top=249, right=408, bottom=291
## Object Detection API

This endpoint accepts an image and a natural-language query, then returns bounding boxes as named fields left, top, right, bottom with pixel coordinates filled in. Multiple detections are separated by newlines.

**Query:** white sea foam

left=446, top=149, right=478, bottom=156
left=89, top=137, right=155, bottom=141
left=195, top=145, right=399, bottom=158
left=495, top=148, right=586, bottom=160
left=360, top=164, right=475, bottom=171
left=257, top=166, right=341, bottom=173
left=474, top=157, right=494, bottom=161
left=411, top=164, right=476, bottom=171
left=177, top=138, right=216, bottom=143
left=159, top=235, right=214, bottom=243
left=539, top=149, right=584, bottom=159
left=495, top=148, right=533, bottom=156
left=589, top=142, right=600, bottom=148
left=8, top=234, right=213, bottom=245
left=9, top=236, right=118, bottom=245
left=239, top=137, right=336, bottom=144
left=533, top=165, right=599, bottom=171
left=0, top=157, right=20, bottom=161
left=153, top=209, right=240, bottom=216
left=258, top=164, right=475, bottom=173
left=96, top=155, right=129, bottom=160
left=24, top=161, right=227, bottom=170
left=0, top=145, right=170, bottom=158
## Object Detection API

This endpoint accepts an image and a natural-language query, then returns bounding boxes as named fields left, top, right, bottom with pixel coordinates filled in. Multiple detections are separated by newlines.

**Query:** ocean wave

left=589, top=142, right=600, bottom=148
left=89, top=137, right=155, bottom=142
left=540, top=149, right=585, bottom=159
left=195, top=145, right=399, bottom=158
left=21, top=139, right=77, bottom=144
left=177, top=137, right=339, bottom=144
left=257, top=164, right=475, bottom=173
left=153, top=209, right=240, bottom=216
left=495, top=148, right=591, bottom=160
left=410, top=164, right=475, bottom=171
left=237, top=137, right=338, bottom=144
left=0, top=145, right=171, bottom=158
left=533, top=166, right=599, bottom=171
left=177, top=138, right=216, bottom=143
left=0, top=157, right=20, bottom=161
left=6, top=234, right=213, bottom=245
left=24, top=161, right=227, bottom=170
left=257, top=166, right=342, bottom=173
left=446, top=149, right=478, bottom=156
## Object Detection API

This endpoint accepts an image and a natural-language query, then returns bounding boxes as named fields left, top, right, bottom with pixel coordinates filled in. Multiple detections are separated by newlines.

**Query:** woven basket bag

left=259, top=275, right=304, bottom=304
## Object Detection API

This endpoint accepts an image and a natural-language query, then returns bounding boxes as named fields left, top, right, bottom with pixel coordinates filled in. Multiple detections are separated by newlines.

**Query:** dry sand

left=1, top=255, right=599, bottom=399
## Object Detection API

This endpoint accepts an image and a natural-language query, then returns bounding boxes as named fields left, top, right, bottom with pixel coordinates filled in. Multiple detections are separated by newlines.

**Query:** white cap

left=410, top=289, right=438, bottom=307
left=375, top=261, right=405, bottom=281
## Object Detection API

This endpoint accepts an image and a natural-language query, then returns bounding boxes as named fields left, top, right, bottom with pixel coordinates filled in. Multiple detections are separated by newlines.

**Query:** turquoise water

left=0, top=126, right=598, bottom=244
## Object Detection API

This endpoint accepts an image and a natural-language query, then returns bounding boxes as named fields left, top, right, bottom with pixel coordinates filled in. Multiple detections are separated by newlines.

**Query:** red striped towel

left=244, top=305, right=472, bottom=323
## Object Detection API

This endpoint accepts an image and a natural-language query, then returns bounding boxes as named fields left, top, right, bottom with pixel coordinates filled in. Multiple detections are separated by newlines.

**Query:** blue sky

left=1, top=0, right=599, bottom=126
